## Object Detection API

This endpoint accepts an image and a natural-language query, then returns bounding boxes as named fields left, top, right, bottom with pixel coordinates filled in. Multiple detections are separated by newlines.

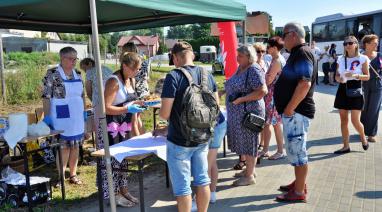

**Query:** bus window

left=346, top=20, right=356, bottom=36
left=328, top=20, right=346, bottom=41
left=312, top=23, right=328, bottom=42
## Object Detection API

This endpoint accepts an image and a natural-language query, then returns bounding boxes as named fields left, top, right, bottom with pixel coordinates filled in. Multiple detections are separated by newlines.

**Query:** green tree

left=190, top=23, right=211, bottom=40
left=167, top=25, right=192, bottom=39
left=129, top=27, right=164, bottom=38
left=157, top=40, right=168, bottom=54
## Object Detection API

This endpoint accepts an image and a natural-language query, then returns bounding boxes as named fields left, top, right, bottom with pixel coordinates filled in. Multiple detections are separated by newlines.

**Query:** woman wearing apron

left=42, top=47, right=85, bottom=185
left=102, top=52, right=146, bottom=207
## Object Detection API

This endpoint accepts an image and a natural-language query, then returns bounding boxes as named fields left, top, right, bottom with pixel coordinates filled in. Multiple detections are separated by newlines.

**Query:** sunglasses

left=257, top=50, right=266, bottom=54
left=343, top=41, right=356, bottom=46
left=282, top=31, right=294, bottom=38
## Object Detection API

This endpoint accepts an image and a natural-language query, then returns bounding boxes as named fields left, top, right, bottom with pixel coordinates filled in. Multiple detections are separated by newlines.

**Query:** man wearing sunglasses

left=274, top=22, right=317, bottom=203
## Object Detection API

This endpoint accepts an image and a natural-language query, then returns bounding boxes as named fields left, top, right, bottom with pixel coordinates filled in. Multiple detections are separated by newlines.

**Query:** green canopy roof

left=0, top=0, right=246, bottom=33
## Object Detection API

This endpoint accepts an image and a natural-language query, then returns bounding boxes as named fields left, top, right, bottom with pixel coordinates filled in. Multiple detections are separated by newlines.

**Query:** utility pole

left=0, top=34, right=6, bottom=103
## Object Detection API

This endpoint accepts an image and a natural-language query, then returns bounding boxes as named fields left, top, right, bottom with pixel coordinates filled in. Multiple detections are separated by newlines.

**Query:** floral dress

left=134, top=60, right=150, bottom=99
left=264, top=58, right=284, bottom=125
left=225, top=64, right=266, bottom=156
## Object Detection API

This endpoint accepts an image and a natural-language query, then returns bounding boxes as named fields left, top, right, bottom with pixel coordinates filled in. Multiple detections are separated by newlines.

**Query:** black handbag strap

left=244, top=69, right=250, bottom=113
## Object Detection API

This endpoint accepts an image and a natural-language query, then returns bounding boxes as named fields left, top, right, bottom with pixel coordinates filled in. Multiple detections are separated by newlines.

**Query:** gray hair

left=284, top=22, right=305, bottom=39
left=237, top=45, right=257, bottom=64
left=59, top=46, right=77, bottom=57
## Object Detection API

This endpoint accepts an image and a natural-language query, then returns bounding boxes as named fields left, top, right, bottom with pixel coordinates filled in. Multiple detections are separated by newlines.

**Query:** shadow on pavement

left=355, top=191, right=382, bottom=199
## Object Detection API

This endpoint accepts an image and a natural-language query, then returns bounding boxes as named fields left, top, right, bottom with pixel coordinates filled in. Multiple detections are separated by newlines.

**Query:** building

left=117, top=35, right=160, bottom=57
left=164, top=39, right=179, bottom=50
left=2, top=36, right=88, bottom=59
left=210, top=11, right=270, bottom=44
left=275, top=26, right=310, bottom=41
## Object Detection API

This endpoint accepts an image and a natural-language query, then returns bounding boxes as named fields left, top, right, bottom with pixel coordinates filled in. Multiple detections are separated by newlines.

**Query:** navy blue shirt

left=161, top=65, right=217, bottom=146
left=274, top=44, right=317, bottom=119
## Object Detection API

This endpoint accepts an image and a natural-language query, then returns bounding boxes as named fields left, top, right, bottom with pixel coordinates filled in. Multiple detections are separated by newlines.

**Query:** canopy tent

left=0, top=0, right=246, bottom=211
left=0, top=0, right=245, bottom=33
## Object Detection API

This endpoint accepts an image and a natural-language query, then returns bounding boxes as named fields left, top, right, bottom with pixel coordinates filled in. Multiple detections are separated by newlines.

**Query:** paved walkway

left=79, top=79, right=382, bottom=212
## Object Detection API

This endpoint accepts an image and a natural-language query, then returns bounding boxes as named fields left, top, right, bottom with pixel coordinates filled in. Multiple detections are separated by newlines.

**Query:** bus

left=311, top=9, right=382, bottom=55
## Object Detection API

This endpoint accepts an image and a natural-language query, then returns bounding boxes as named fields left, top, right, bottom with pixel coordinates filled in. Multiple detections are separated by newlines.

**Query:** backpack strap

left=200, top=67, right=209, bottom=91
left=177, top=67, right=194, bottom=85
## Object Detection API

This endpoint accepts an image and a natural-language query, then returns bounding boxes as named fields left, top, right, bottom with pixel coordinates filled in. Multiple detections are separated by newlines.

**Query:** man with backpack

left=159, top=41, right=219, bottom=212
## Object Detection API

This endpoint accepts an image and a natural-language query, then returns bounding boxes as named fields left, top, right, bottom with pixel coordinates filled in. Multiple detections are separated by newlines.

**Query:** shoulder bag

left=241, top=70, right=265, bottom=132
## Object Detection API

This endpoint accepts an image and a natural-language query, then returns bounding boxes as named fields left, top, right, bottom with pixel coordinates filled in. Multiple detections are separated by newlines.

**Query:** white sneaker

left=210, top=191, right=217, bottom=203
left=191, top=199, right=197, bottom=212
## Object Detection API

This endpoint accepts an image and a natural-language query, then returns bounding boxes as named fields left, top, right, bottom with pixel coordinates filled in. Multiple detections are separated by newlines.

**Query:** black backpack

left=177, top=67, right=219, bottom=146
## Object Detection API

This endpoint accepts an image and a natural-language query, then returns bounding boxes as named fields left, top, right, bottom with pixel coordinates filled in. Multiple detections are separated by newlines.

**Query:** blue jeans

left=166, top=141, right=210, bottom=197
left=282, top=113, right=311, bottom=166
left=209, top=120, right=227, bottom=149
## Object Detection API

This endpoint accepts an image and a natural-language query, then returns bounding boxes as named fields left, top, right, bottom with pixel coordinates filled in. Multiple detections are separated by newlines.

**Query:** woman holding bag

left=225, top=45, right=267, bottom=186
left=333, top=36, right=370, bottom=154
left=361, top=34, right=382, bottom=143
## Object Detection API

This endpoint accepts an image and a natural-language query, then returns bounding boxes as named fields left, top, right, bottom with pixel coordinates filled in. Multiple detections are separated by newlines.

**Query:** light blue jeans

left=209, top=120, right=227, bottom=149
left=282, top=113, right=311, bottom=166
left=166, top=141, right=210, bottom=196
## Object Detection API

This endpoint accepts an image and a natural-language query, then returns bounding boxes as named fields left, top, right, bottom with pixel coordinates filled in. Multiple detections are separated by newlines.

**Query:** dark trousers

left=322, top=62, right=330, bottom=84
left=361, top=79, right=382, bottom=136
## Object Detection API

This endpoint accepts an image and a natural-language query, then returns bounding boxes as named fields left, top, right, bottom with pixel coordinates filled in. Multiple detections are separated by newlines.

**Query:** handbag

left=344, top=56, right=363, bottom=98
left=241, top=70, right=265, bottom=132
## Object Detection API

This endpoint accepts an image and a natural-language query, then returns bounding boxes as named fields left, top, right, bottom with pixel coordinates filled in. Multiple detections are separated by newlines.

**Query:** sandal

left=116, top=194, right=136, bottom=207
left=258, top=150, right=270, bottom=158
left=368, top=136, right=377, bottom=143
left=232, top=176, right=256, bottom=186
left=269, top=152, right=285, bottom=160
left=233, top=160, right=246, bottom=170
left=69, top=175, right=83, bottom=185
left=233, top=169, right=257, bottom=178
left=122, top=192, right=139, bottom=204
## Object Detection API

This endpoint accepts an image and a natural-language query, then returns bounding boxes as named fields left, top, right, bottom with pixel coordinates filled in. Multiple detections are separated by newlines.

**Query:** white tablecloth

left=109, top=132, right=167, bottom=163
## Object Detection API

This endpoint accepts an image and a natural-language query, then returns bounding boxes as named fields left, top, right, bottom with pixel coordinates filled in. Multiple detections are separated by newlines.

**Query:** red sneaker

left=279, top=181, right=307, bottom=194
left=276, top=190, right=307, bottom=203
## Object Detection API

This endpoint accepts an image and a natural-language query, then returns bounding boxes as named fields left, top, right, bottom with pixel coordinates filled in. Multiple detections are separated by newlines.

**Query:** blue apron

left=50, top=65, right=84, bottom=140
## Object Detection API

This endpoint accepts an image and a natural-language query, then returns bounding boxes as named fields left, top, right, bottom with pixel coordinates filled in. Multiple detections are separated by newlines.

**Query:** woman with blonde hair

left=121, top=42, right=150, bottom=136
left=226, top=45, right=267, bottom=186
left=102, top=52, right=146, bottom=207
left=334, top=36, right=370, bottom=154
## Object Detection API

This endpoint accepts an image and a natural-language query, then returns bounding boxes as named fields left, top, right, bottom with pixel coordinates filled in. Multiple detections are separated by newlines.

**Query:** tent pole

left=89, top=0, right=117, bottom=211
left=89, top=35, right=93, bottom=58
left=0, top=35, right=5, bottom=103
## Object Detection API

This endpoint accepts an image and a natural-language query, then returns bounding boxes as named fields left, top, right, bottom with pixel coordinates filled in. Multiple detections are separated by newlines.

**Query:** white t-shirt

left=321, top=50, right=330, bottom=63
left=337, top=54, right=370, bottom=81
left=311, top=46, right=321, bottom=60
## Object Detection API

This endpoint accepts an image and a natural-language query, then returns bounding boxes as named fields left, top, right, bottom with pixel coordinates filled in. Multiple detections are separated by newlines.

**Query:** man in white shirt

left=310, top=41, right=321, bottom=85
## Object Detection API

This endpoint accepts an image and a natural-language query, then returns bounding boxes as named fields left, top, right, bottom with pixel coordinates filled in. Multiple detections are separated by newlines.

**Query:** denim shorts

left=166, top=141, right=210, bottom=197
left=282, top=113, right=311, bottom=166
left=209, top=120, right=227, bottom=149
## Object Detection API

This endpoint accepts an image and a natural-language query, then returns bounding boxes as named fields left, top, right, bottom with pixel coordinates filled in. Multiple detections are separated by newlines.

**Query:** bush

left=5, top=52, right=59, bottom=68
left=5, top=64, right=45, bottom=104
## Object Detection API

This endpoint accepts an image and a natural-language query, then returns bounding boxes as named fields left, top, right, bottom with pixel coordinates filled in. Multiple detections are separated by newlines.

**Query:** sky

left=240, top=0, right=382, bottom=28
